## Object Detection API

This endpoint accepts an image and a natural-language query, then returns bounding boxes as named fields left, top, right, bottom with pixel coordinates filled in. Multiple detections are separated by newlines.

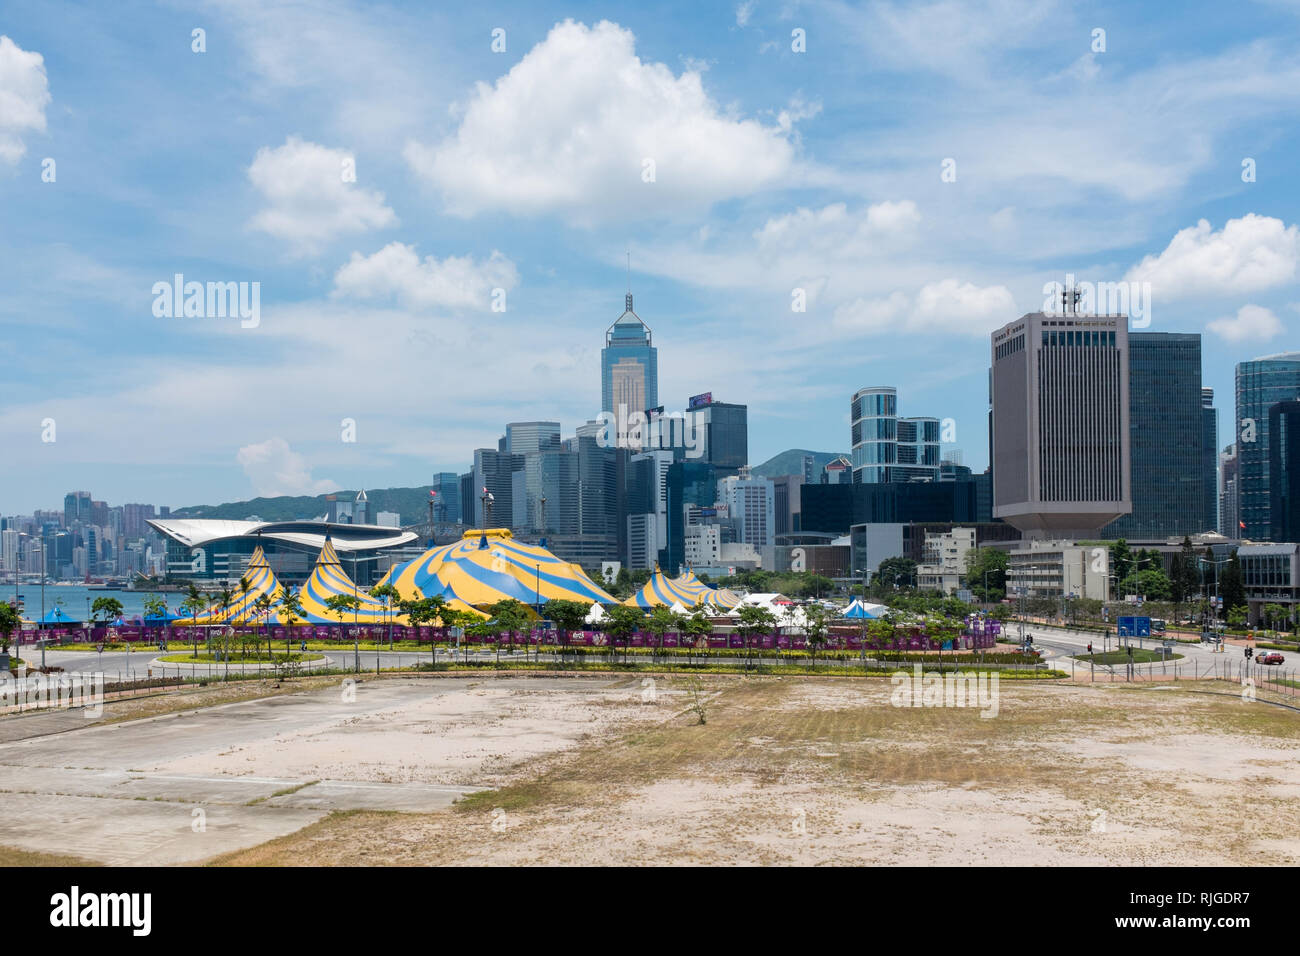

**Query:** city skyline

left=3, top=4, right=1300, bottom=513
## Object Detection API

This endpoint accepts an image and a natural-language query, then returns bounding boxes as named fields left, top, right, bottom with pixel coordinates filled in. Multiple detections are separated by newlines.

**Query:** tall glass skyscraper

left=601, top=293, right=658, bottom=426
left=850, top=386, right=941, bottom=483
left=1104, top=333, right=1205, bottom=539
left=1236, top=351, right=1300, bottom=539
left=1269, top=400, right=1300, bottom=542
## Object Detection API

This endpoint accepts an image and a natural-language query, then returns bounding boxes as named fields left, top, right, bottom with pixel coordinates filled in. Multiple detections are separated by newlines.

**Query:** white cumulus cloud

left=247, top=137, right=397, bottom=254
left=833, top=279, right=1015, bottom=337
left=0, top=36, right=51, bottom=164
left=236, top=437, right=339, bottom=498
left=404, top=19, right=799, bottom=223
left=332, top=243, right=519, bottom=310
left=1125, top=214, right=1300, bottom=299
left=1207, top=304, right=1285, bottom=343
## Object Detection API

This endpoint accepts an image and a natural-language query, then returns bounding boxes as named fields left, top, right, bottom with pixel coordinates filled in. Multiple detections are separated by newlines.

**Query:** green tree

left=0, top=601, right=21, bottom=661
left=543, top=599, right=593, bottom=655
left=1262, top=602, right=1287, bottom=636
left=324, top=592, right=362, bottom=671
left=369, top=583, right=400, bottom=648
left=678, top=608, right=712, bottom=661
left=872, top=557, right=917, bottom=594
left=1119, top=567, right=1172, bottom=602
left=90, top=596, right=124, bottom=624
left=644, top=606, right=677, bottom=660
left=1110, top=539, right=1134, bottom=583
left=1221, top=551, right=1246, bottom=611
left=963, top=547, right=1008, bottom=601
left=279, top=588, right=305, bottom=657
left=179, top=583, right=206, bottom=659
left=735, top=604, right=777, bottom=670
left=802, top=602, right=831, bottom=664
left=252, top=593, right=273, bottom=657
left=486, top=599, right=532, bottom=662
left=602, top=605, right=644, bottom=663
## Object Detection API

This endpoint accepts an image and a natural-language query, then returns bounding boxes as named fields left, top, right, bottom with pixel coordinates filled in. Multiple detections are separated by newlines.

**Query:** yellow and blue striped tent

left=385, top=529, right=618, bottom=609
left=697, top=586, right=743, bottom=612
left=625, top=570, right=707, bottom=609
left=625, top=569, right=743, bottom=611
left=181, top=545, right=285, bottom=624
left=298, top=538, right=407, bottom=625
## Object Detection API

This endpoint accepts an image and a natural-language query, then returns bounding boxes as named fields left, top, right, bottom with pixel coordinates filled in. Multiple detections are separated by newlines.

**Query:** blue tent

left=842, top=599, right=888, bottom=620
left=144, top=608, right=185, bottom=623
left=36, top=607, right=81, bottom=626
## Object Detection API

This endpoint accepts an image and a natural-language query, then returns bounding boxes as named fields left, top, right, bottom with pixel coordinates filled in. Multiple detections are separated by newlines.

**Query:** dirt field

left=208, top=675, right=1300, bottom=866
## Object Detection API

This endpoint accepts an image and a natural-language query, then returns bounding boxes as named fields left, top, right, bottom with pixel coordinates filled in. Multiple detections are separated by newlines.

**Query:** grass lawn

left=1070, top=648, right=1182, bottom=665
left=157, top=652, right=316, bottom=664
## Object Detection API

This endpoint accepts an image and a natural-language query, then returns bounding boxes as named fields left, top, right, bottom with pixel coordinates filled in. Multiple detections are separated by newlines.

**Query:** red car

left=1257, top=652, right=1285, bottom=666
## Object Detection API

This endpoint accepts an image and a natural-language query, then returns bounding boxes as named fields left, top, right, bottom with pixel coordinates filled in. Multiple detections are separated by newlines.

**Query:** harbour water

left=7, top=584, right=177, bottom=622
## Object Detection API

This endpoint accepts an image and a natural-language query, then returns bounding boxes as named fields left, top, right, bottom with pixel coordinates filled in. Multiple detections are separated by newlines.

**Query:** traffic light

left=1087, top=643, right=1093, bottom=654
left=1245, top=647, right=1253, bottom=659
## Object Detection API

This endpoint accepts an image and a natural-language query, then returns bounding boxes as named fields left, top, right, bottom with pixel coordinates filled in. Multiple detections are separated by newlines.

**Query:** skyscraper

left=601, top=293, right=657, bottom=432
left=1269, top=400, right=1300, bottom=542
left=504, top=422, right=561, bottom=455
left=1202, top=388, right=1218, bottom=534
left=1235, top=352, right=1300, bottom=539
left=1104, top=332, right=1204, bottom=539
left=1220, top=443, right=1240, bottom=536
left=430, top=472, right=461, bottom=526
left=472, top=448, right=522, bottom=528
left=688, top=393, right=747, bottom=469
left=719, top=469, right=775, bottom=550
left=850, top=387, right=941, bottom=483
left=990, top=311, right=1131, bottom=538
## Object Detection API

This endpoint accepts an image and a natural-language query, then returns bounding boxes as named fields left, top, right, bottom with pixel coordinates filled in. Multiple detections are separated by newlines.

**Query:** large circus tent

left=380, top=528, right=618, bottom=612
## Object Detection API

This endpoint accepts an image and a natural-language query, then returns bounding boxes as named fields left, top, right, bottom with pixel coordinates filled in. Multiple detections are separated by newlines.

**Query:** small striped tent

left=386, top=529, right=619, bottom=609
left=625, top=569, right=722, bottom=609
left=697, top=587, right=743, bottom=612
left=298, top=538, right=407, bottom=625
left=181, top=545, right=285, bottom=624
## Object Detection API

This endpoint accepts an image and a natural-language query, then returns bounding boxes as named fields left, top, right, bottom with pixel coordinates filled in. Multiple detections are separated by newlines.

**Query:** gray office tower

left=687, top=394, right=748, bottom=469
left=1270, top=400, right=1300, bottom=542
left=990, top=311, right=1131, bottom=538
left=472, top=449, right=522, bottom=527
left=1202, top=388, right=1218, bottom=534
left=1235, top=351, right=1300, bottom=539
left=430, top=472, right=461, bottom=526
left=1104, top=333, right=1205, bottom=539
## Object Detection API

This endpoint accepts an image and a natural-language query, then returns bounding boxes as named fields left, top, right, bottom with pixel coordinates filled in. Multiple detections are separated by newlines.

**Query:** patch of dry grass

left=206, top=677, right=1300, bottom=866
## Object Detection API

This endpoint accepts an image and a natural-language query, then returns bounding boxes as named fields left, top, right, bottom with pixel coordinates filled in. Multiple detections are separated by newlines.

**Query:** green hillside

left=172, top=486, right=439, bottom=526
left=751, top=449, right=846, bottom=479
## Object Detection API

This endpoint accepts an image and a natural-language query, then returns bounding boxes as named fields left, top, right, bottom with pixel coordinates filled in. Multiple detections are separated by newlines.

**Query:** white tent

left=668, top=600, right=690, bottom=615
left=584, top=602, right=607, bottom=624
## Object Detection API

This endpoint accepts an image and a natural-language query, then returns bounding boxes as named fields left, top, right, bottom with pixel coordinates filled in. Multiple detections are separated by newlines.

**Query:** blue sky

left=2, top=0, right=1298, bottom=514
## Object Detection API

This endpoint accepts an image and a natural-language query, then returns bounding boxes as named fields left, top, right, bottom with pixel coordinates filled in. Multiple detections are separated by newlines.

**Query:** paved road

left=0, top=678, right=486, bottom=864
left=1016, top=621, right=1242, bottom=678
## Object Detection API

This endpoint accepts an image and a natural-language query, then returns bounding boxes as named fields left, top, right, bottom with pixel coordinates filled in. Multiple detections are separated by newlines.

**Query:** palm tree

left=252, top=594, right=273, bottom=658
left=279, top=588, right=304, bottom=657
left=325, top=593, right=362, bottom=671
left=370, top=583, right=399, bottom=649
